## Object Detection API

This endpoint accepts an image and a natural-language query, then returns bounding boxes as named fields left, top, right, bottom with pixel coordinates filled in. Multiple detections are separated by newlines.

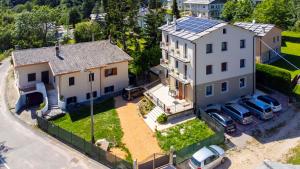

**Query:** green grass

left=271, top=31, right=300, bottom=78
left=52, top=98, right=133, bottom=162
left=52, top=98, right=123, bottom=144
left=156, top=119, right=215, bottom=151
left=287, top=143, right=300, bottom=164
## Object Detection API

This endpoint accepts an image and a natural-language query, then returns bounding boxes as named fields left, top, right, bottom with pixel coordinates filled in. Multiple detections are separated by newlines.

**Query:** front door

left=41, top=71, right=49, bottom=84
left=178, top=82, right=183, bottom=100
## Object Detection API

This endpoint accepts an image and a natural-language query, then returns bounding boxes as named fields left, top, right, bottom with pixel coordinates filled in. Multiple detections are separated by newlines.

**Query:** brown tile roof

left=13, top=40, right=132, bottom=75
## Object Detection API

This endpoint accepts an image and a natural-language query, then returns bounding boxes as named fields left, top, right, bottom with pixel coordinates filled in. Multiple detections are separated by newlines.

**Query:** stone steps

left=144, top=106, right=164, bottom=131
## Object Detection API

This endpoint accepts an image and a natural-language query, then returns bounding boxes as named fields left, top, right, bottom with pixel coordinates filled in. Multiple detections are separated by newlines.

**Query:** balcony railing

left=160, top=42, right=169, bottom=50
left=160, top=58, right=170, bottom=69
left=169, top=70, right=190, bottom=84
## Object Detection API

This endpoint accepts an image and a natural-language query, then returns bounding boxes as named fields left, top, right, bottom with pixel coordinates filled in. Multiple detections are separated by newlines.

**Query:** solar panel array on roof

left=176, top=17, right=220, bottom=33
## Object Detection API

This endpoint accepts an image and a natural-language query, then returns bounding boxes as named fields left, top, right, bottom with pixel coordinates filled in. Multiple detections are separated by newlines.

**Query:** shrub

left=157, top=114, right=167, bottom=124
left=256, top=64, right=292, bottom=95
left=138, top=97, right=154, bottom=116
left=38, top=102, right=46, bottom=110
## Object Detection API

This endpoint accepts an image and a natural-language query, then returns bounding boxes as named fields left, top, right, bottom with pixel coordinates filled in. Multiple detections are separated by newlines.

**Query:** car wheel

left=221, top=157, right=226, bottom=164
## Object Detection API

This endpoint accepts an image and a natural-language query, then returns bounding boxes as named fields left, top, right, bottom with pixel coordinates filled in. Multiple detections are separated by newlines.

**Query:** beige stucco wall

left=15, top=63, right=53, bottom=89
left=196, top=73, right=254, bottom=108
left=57, top=61, right=129, bottom=103
left=256, top=27, right=282, bottom=63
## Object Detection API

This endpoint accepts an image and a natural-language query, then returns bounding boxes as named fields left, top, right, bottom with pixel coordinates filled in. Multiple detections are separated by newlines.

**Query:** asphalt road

left=0, top=59, right=109, bottom=169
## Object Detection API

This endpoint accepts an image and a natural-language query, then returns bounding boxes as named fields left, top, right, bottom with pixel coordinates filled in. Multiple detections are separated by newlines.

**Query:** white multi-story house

left=12, top=41, right=132, bottom=113
left=145, top=16, right=255, bottom=120
left=184, top=0, right=227, bottom=19
left=164, top=0, right=185, bottom=11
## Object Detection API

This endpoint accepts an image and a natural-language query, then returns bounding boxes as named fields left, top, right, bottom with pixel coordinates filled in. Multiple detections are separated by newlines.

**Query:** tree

left=172, top=0, right=180, bottom=19
left=252, top=0, right=293, bottom=29
left=69, top=7, right=81, bottom=27
left=148, top=0, right=161, bottom=9
left=81, top=0, right=95, bottom=18
left=144, top=10, right=164, bottom=47
left=74, top=21, right=104, bottom=42
left=235, top=0, right=254, bottom=21
left=221, top=0, right=237, bottom=21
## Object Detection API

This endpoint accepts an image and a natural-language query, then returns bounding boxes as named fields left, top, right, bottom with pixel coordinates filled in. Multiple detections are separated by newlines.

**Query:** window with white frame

left=205, top=85, right=213, bottom=96
left=239, top=78, right=246, bottom=88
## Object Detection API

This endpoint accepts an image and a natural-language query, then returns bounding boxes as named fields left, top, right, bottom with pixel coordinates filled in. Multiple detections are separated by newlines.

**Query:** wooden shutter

left=113, top=68, right=117, bottom=75
left=105, top=69, right=109, bottom=77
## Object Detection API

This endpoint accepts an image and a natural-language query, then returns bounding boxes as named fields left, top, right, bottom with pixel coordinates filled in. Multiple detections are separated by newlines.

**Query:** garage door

left=26, top=92, right=43, bottom=107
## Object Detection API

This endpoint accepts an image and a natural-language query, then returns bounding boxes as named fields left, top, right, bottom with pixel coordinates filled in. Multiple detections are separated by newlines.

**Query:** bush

left=157, top=114, right=167, bottom=124
left=138, top=97, right=154, bottom=116
left=38, top=102, right=46, bottom=110
left=294, top=20, right=300, bottom=32
left=256, top=64, right=292, bottom=95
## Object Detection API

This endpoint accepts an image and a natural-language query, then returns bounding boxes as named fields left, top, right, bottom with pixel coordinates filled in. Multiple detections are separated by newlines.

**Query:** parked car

left=254, top=95, right=282, bottom=112
left=205, top=108, right=236, bottom=133
left=239, top=98, right=274, bottom=120
left=188, top=145, right=226, bottom=169
left=221, top=103, right=253, bottom=125
left=122, top=86, right=145, bottom=100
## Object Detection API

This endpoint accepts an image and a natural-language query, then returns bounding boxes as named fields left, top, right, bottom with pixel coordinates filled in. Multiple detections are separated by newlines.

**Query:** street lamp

left=83, top=69, right=95, bottom=144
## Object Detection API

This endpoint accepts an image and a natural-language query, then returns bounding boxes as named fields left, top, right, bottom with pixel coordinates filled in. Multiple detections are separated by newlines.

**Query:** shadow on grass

left=271, top=53, right=300, bottom=71
left=282, top=35, right=300, bottom=44
left=66, top=98, right=115, bottom=122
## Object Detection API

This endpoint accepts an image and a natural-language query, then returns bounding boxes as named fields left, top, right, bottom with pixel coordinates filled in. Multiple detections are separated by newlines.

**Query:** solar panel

left=176, top=17, right=221, bottom=33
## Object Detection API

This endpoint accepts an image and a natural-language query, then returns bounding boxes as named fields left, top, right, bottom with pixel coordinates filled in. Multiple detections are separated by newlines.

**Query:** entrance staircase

left=144, top=106, right=164, bottom=131
left=47, top=89, right=59, bottom=110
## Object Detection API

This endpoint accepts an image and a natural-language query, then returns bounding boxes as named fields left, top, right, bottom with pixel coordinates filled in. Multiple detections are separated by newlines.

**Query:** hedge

left=256, top=64, right=292, bottom=95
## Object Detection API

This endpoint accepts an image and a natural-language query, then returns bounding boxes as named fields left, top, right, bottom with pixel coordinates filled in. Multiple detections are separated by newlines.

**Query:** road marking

left=0, top=157, right=10, bottom=169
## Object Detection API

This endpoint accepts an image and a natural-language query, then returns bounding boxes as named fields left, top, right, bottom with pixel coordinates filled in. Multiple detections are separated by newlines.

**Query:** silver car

left=221, top=103, right=253, bottom=125
left=240, top=98, right=274, bottom=120
left=254, top=95, right=282, bottom=112
left=188, top=145, right=226, bottom=169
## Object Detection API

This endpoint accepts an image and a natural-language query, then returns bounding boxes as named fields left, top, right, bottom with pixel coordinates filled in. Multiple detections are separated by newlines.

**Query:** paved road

left=0, top=59, right=109, bottom=169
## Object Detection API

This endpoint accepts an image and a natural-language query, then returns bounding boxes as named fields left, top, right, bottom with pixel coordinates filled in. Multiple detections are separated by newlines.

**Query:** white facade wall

left=57, top=61, right=129, bottom=103
left=15, top=63, right=53, bottom=89
left=195, top=25, right=255, bottom=85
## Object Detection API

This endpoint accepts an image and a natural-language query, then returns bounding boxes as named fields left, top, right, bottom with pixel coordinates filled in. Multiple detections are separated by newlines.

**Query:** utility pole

left=89, top=71, right=95, bottom=144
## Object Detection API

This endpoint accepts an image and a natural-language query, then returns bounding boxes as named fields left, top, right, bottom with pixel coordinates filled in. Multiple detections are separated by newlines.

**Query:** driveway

left=0, top=58, right=108, bottom=169
left=114, top=96, right=162, bottom=162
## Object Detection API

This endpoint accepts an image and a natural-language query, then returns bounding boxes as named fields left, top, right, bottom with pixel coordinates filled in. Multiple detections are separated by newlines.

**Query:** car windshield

left=191, top=157, right=201, bottom=167
left=225, top=119, right=234, bottom=125
left=243, top=112, right=251, bottom=118
left=265, top=107, right=272, bottom=113
left=208, top=146, right=219, bottom=155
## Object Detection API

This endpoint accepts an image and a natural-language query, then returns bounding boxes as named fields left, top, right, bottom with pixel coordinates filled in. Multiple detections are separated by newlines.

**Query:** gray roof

left=184, top=0, right=226, bottom=5
left=159, top=16, right=226, bottom=41
left=13, top=40, right=132, bottom=76
left=234, top=22, right=276, bottom=37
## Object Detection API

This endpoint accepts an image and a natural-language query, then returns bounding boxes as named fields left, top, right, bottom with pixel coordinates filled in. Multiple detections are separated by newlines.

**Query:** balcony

left=160, top=41, right=169, bottom=50
left=169, top=69, right=190, bottom=84
left=160, top=58, right=170, bottom=70
left=169, top=49, right=190, bottom=63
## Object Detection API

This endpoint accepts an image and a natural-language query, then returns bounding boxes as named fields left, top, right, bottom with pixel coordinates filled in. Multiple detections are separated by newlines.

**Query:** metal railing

left=36, top=116, right=132, bottom=169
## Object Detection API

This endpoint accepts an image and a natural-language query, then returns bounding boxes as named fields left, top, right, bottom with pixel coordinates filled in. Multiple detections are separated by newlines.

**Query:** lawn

left=271, top=31, right=300, bottom=78
left=52, top=98, right=123, bottom=144
left=156, top=119, right=215, bottom=151
left=287, top=143, right=300, bottom=164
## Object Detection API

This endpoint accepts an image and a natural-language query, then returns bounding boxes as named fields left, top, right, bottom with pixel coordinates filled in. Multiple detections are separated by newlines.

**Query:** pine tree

left=172, top=0, right=180, bottom=19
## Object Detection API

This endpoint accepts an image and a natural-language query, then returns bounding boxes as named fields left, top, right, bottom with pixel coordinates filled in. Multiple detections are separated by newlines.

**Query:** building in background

left=235, top=22, right=282, bottom=64
left=184, top=0, right=227, bottom=19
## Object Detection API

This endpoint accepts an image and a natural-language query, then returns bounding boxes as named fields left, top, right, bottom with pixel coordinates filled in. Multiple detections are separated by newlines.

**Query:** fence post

left=133, top=159, right=138, bottom=169
left=153, top=153, right=155, bottom=169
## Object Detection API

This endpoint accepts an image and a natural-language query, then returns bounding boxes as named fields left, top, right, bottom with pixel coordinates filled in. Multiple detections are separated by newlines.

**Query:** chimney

left=55, top=44, right=60, bottom=57
left=252, top=20, right=256, bottom=24
left=173, top=16, right=178, bottom=31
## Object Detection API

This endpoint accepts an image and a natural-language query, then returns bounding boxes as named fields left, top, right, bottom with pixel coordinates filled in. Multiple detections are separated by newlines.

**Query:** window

left=273, top=37, right=276, bottom=43
left=223, top=28, right=227, bottom=34
left=221, top=62, right=227, bottom=72
left=54, top=76, right=56, bottom=83
left=104, top=86, right=114, bottom=93
left=239, top=78, right=246, bottom=88
left=89, top=73, right=94, bottom=82
left=86, top=93, right=90, bottom=100
left=240, top=39, right=245, bottom=48
left=165, top=51, right=169, bottom=60
left=221, top=42, right=227, bottom=51
left=184, top=65, right=187, bottom=78
left=28, top=73, right=36, bottom=82
left=175, top=80, right=179, bottom=89
left=93, top=91, right=97, bottom=98
left=184, top=43, right=187, bottom=58
left=105, top=68, right=117, bottom=77
left=69, top=77, right=75, bottom=86
left=206, top=85, right=213, bottom=97
left=206, top=65, right=213, bottom=75
left=66, top=97, right=77, bottom=105
left=206, top=44, right=213, bottom=53
left=277, top=36, right=280, bottom=42
left=176, top=41, right=179, bottom=49
left=221, top=82, right=228, bottom=92
left=240, top=59, right=245, bottom=68
left=166, top=35, right=169, bottom=43
left=175, top=60, right=179, bottom=68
